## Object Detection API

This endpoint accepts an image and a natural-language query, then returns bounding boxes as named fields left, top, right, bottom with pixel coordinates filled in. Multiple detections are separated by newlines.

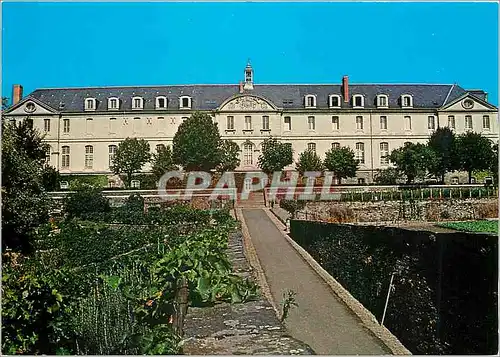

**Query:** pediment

left=219, top=95, right=277, bottom=112
left=4, top=96, right=59, bottom=116
left=441, top=93, right=497, bottom=112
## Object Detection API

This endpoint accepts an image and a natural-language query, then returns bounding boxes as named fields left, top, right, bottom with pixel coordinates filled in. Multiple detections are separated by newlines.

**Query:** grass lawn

left=437, top=220, right=498, bottom=234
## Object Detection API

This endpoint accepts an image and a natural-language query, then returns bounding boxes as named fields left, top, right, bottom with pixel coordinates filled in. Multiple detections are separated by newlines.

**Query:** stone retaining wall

left=299, top=198, right=498, bottom=223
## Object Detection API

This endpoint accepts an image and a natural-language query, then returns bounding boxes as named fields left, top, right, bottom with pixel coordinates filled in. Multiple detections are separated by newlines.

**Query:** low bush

left=64, top=188, right=110, bottom=220
left=279, top=199, right=306, bottom=219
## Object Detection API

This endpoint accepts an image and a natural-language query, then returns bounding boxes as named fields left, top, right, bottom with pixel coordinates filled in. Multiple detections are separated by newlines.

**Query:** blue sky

left=2, top=2, right=498, bottom=105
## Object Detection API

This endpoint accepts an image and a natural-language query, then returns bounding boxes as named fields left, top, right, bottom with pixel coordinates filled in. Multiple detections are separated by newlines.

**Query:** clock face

left=462, top=99, right=474, bottom=109
left=24, top=102, right=36, bottom=113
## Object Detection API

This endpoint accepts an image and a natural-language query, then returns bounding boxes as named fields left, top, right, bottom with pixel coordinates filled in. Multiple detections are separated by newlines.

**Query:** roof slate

left=26, top=83, right=479, bottom=112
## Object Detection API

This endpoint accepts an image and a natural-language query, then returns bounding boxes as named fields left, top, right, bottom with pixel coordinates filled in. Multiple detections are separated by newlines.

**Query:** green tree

left=491, top=143, right=498, bottom=184
left=217, top=140, right=241, bottom=172
left=323, top=146, right=359, bottom=184
left=427, top=127, right=456, bottom=183
left=389, top=143, right=436, bottom=184
left=295, top=149, right=323, bottom=175
left=2, top=96, right=10, bottom=110
left=151, top=145, right=177, bottom=181
left=258, top=137, right=294, bottom=174
left=41, top=165, right=60, bottom=191
left=172, top=112, right=221, bottom=171
left=1, top=119, right=50, bottom=253
left=454, top=132, right=495, bottom=183
left=373, top=167, right=403, bottom=185
left=111, top=138, right=151, bottom=188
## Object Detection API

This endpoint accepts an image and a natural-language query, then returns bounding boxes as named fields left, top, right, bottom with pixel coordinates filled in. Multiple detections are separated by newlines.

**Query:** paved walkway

left=241, top=209, right=391, bottom=355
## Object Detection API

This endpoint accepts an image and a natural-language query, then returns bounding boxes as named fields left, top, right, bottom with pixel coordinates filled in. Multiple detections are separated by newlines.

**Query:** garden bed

left=437, top=220, right=498, bottom=234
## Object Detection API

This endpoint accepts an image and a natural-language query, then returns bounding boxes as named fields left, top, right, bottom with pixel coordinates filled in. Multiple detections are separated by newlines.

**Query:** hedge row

left=289, top=220, right=498, bottom=355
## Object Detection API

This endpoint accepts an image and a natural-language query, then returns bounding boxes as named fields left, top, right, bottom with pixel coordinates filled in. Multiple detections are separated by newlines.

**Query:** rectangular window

left=465, top=115, right=473, bottom=130
left=355, top=142, right=365, bottom=164
left=483, top=115, right=490, bottom=130
left=85, top=145, right=94, bottom=168
left=307, top=143, right=316, bottom=152
left=262, top=116, right=270, bottom=130
left=380, top=142, right=389, bottom=165
left=403, top=96, right=411, bottom=107
left=356, top=116, right=363, bottom=130
left=332, top=116, right=339, bottom=130
left=109, top=118, right=116, bottom=133
left=380, top=116, right=387, bottom=130
left=108, top=145, right=117, bottom=168
left=284, top=116, right=291, bottom=131
left=332, top=142, right=340, bottom=150
left=182, top=97, right=190, bottom=108
left=44, top=118, right=50, bottom=132
left=308, top=116, right=315, bottom=130
left=61, top=146, right=70, bottom=168
left=226, top=116, right=234, bottom=130
left=428, top=116, right=435, bottom=130
left=307, top=96, right=315, bottom=107
left=448, top=115, right=455, bottom=129
left=245, top=116, right=252, bottom=130
left=109, top=98, right=118, bottom=109
left=134, top=98, right=141, bottom=108
left=330, top=96, right=340, bottom=107
left=133, top=117, right=141, bottom=133
left=45, top=146, right=51, bottom=164
left=404, top=116, right=412, bottom=130
left=354, top=96, right=363, bottom=107
left=379, top=96, right=387, bottom=107
left=86, top=118, right=93, bottom=133
left=63, top=119, right=70, bottom=133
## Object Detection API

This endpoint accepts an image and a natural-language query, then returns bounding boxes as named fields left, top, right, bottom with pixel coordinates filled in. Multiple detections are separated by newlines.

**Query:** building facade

left=3, top=63, right=499, bottom=184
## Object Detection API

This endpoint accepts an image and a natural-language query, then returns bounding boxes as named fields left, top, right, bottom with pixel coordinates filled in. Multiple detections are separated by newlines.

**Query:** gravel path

left=241, top=209, right=391, bottom=355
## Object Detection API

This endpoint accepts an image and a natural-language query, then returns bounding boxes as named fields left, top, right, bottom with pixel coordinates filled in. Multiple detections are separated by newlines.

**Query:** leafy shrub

left=475, top=202, right=498, bottom=219
left=125, top=194, right=145, bottom=212
left=1, top=254, right=76, bottom=355
left=279, top=199, right=306, bottom=219
left=64, top=188, right=110, bottom=220
left=326, top=205, right=354, bottom=223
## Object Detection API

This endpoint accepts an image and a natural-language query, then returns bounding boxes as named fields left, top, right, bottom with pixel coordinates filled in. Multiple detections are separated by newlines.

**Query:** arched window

left=156, top=96, right=168, bottom=109
left=108, top=97, right=119, bottom=110
left=179, top=96, right=192, bottom=109
left=401, top=94, right=413, bottom=108
left=352, top=95, right=364, bottom=108
left=85, top=98, right=96, bottom=111
left=377, top=95, right=389, bottom=108
left=156, top=144, right=166, bottom=152
left=356, top=116, right=364, bottom=130
left=329, top=95, right=341, bottom=108
left=304, top=94, right=316, bottom=108
left=331, top=142, right=340, bottom=150
left=404, top=116, right=412, bottom=130
left=307, top=143, right=316, bottom=153
left=132, top=96, right=143, bottom=109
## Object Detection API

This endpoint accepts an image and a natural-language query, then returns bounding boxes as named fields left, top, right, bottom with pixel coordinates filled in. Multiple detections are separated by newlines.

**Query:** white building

left=3, top=63, right=498, bottom=184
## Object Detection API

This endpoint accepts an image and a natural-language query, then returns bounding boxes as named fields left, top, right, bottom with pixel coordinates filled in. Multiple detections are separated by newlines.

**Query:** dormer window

left=304, top=95, right=316, bottom=108
left=329, top=95, right=341, bottom=108
left=401, top=94, right=413, bottom=108
left=85, top=98, right=96, bottom=111
left=156, top=96, right=168, bottom=109
left=179, top=96, right=192, bottom=109
left=377, top=95, right=389, bottom=108
left=352, top=95, right=364, bottom=108
left=132, top=97, right=143, bottom=109
left=108, top=97, right=119, bottom=110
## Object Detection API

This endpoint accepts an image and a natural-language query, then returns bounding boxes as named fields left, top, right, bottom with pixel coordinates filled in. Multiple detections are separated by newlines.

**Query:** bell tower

left=243, top=60, right=254, bottom=90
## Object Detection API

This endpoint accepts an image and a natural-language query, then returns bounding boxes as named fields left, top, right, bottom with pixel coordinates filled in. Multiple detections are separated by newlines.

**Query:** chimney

left=342, top=76, right=349, bottom=103
left=239, top=81, right=244, bottom=94
left=12, top=84, right=23, bottom=105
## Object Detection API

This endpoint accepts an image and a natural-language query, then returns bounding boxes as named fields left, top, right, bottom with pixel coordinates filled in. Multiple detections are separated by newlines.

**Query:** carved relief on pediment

left=220, top=96, right=274, bottom=111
